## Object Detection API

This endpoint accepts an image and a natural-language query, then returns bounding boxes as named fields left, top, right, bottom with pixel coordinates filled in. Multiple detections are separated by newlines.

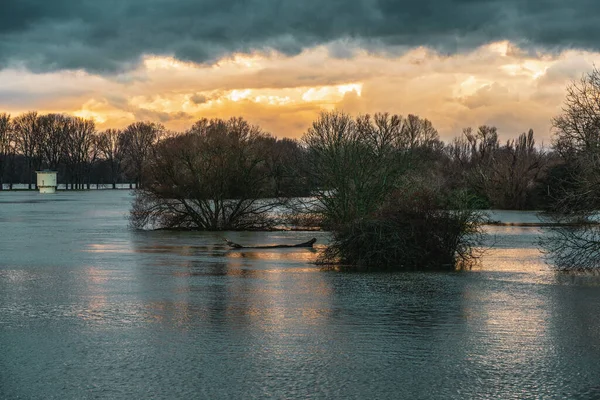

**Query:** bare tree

left=131, top=117, right=281, bottom=230
left=399, top=114, right=441, bottom=150
left=62, top=117, right=97, bottom=189
left=541, top=67, right=600, bottom=270
left=0, top=113, right=12, bottom=190
left=547, top=68, right=600, bottom=213
left=38, top=114, right=70, bottom=170
left=12, top=111, right=43, bottom=189
left=121, top=121, right=164, bottom=189
left=464, top=125, right=500, bottom=163
left=446, top=126, right=499, bottom=206
left=443, top=126, right=551, bottom=209
left=97, top=129, right=124, bottom=189
left=553, top=66, right=600, bottom=157
left=254, top=136, right=310, bottom=197
left=483, top=130, right=547, bottom=209
left=303, top=111, right=485, bottom=270
left=540, top=222, right=600, bottom=271
left=302, top=111, right=408, bottom=226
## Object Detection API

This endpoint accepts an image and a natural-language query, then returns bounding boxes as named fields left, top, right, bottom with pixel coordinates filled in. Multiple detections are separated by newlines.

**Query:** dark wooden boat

left=224, top=238, right=317, bottom=249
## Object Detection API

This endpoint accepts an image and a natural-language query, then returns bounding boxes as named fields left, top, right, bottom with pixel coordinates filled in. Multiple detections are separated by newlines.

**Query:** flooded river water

left=1, top=191, right=600, bottom=399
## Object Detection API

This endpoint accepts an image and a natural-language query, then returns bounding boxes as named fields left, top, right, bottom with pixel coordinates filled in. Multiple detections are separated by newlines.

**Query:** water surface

left=1, top=192, right=600, bottom=399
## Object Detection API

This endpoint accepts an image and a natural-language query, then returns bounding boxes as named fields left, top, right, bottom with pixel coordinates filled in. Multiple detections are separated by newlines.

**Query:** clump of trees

left=130, top=110, right=488, bottom=270
left=130, top=117, right=307, bottom=230
left=120, top=122, right=165, bottom=189
left=0, top=108, right=555, bottom=209
left=444, top=126, right=550, bottom=210
left=301, top=111, right=484, bottom=270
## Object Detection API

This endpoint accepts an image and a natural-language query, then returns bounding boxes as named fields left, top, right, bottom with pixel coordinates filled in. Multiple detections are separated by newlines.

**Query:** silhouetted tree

left=62, top=117, right=97, bottom=189
left=121, top=121, right=164, bottom=189
left=303, top=111, right=412, bottom=226
left=399, top=114, right=442, bottom=150
left=12, top=111, right=43, bottom=189
left=97, top=129, right=124, bottom=189
left=321, top=180, right=485, bottom=271
left=0, top=113, right=13, bottom=190
left=479, top=130, right=547, bottom=209
left=542, top=67, right=600, bottom=270
left=255, top=136, right=310, bottom=197
left=303, top=111, right=484, bottom=270
left=444, top=126, right=549, bottom=209
left=38, top=113, right=69, bottom=170
left=131, top=117, right=281, bottom=230
left=553, top=66, right=600, bottom=157
left=545, top=68, right=600, bottom=213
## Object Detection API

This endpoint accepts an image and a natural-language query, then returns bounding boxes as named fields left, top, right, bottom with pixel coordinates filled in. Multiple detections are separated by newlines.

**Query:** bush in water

left=320, top=183, right=486, bottom=271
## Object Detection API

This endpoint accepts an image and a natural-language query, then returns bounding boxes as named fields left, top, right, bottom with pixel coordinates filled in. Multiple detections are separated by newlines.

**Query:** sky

left=1, top=0, right=600, bottom=142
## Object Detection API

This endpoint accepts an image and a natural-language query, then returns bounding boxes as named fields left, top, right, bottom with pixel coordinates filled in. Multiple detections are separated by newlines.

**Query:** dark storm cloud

left=0, top=0, right=598, bottom=73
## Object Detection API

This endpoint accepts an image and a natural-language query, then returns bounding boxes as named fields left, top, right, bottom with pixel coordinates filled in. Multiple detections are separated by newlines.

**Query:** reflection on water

left=1, top=192, right=600, bottom=399
left=227, top=247, right=319, bottom=262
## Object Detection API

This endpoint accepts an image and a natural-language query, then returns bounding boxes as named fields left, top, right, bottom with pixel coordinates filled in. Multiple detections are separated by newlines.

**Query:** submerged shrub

left=320, top=185, right=486, bottom=271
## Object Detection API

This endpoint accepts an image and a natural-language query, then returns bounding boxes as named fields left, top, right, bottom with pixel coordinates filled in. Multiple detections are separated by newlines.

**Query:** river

left=1, top=191, right=600, bottom=399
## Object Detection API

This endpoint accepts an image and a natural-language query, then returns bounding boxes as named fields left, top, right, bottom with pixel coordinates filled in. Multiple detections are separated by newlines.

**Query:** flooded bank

left=1, top=191, right=600, bottom=399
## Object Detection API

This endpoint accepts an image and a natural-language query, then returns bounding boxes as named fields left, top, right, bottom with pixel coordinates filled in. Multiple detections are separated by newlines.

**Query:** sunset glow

left=3, top=2, right=600, bottom=142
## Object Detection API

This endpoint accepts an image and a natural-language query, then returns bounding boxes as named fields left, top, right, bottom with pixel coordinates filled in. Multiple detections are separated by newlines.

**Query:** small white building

left=36, top=170, right=58, bottom=194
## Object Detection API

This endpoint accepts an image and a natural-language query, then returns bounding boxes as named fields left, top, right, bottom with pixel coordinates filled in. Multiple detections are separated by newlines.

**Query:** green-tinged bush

left=320, top=185, right=486, bottom=271
left=301, top=111, right=439, bottom=227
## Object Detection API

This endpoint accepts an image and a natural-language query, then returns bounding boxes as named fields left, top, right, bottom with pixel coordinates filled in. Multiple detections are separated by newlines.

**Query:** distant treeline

left=0, top=113, right=166, bottom=190
left=0, top=110, right=563, bottom=209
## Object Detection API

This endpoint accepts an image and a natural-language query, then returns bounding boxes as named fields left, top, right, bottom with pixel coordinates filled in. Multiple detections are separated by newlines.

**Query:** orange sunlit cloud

left=1, top=41, right=599, bottom=141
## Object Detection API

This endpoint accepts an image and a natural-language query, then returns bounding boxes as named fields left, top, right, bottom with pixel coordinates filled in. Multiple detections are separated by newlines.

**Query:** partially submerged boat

left=224, top=238, right=317, bottom=249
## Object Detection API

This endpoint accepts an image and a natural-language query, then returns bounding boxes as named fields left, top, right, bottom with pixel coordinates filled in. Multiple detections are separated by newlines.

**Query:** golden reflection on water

left=461, top=281, right=551, bottom=371
left=77, top=295, right=108, bottom=322
left=228, top=252, right=333, bottom=334
left=132, top=244, right=201, bottom=255
left=146, top=300, right=192, bottom=328
left=85, top=266, right=110, bottom=285
left=84, top=243, right=132, bottom=254
left=134, top=242, right=333, bottom=333
left=77, top=267, right=111, bottom=322
left=474, top=247, right=548, bottom=273
left=226, top=248, right=319, bottom=263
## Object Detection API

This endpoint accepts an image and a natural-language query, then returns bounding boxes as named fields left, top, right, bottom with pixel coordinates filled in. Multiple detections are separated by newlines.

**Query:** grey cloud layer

left=0, top=0, right=596, bottom=73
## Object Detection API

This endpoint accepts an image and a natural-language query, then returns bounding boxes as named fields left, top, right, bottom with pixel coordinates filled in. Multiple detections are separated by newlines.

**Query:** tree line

left=127, top=112, right=553, bottom=226
left=0, top=113, right=165, bottom=189
left=1, top=109, right=557, bottom=211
